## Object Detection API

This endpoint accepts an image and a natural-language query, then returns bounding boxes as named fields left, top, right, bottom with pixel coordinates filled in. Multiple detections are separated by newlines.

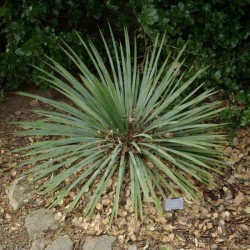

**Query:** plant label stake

left=165, top=197, right=184, bottom=225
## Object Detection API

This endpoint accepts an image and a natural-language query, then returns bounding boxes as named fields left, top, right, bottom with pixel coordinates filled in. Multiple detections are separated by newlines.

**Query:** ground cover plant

left=15, top=28, right=227, bottom=222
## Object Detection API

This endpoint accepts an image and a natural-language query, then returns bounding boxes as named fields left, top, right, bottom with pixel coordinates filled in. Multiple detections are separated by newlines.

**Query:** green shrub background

left=0, top=0, right=249, bottom=126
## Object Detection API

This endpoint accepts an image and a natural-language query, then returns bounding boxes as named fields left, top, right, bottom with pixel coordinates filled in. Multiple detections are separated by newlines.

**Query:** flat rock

left=30, top=239, right=49, bottom=250
left=25, top=208, right=59, bottom=240
left=82, top=236, right=116, bottom=250
left=7, top=175, right=33, bottom=210
left=0, top=245, right=3, bottom=250
left=128, top=245, right=138, bottom=250
left=45, top=235, right=73, bottom=250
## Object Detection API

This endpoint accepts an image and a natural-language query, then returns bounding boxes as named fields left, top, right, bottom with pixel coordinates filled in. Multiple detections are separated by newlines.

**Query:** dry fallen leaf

left=234, top=192, right=245, bottom=206
left=96, top=203, right=103, bottom=210
left=169, top=233, right=175, bottom=241
left=163, top=225, right=173, bottom=232
left=164, top=132, right=174, bottom=138
left=245, top=207, right=250, bottom=213
left=146, top=161, right=154, bottom=169
left=228, top=234, right=237, bottom=241
left=130, top=234, right=136, bottom=241
left=55, top=212, right=62, bottom=221
left=102, top=198, right=111, bottom=205
left=102, top=218, right=109, bottom=225
left=1, top=104, right=250, bottom=250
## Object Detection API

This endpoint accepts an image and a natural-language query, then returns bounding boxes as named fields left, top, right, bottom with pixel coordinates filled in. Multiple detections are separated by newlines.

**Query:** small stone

left=128, top=245, right=138, bottom=250
left=82, top=236, right=116, bottom=250
left=7, top=176, right=33, bottom=211
left=45, top=235, right=73, bottom=250
left=14, top=111, right=21, bottom=115
left=29, top=99, right=40, bottom=108
left=30, top=239, right=49, bottom=250
left=25, top=208, right=59, bottom=240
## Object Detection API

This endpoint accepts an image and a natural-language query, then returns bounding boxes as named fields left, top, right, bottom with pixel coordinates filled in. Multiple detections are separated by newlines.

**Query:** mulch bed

left=0, top=90, right=249, bottom=250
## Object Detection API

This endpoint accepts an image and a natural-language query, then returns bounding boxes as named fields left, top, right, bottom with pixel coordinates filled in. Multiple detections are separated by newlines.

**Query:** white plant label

left=165, top=197, right=184, bottom=211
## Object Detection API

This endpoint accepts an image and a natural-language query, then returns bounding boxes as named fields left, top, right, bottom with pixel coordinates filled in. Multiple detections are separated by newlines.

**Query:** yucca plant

left=15, top=27, right=226, bottom=222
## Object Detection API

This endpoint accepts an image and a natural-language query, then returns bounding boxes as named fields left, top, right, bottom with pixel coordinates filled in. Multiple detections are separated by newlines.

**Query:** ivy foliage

left=133, top=0, right=250, bottom=127
left=0, top=0, right=249, bottom=126
left=0, top=1, right=132, bottom=92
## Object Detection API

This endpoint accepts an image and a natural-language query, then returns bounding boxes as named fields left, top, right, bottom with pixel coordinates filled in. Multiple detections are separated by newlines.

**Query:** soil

left=0, top=88, right=249, bottom=250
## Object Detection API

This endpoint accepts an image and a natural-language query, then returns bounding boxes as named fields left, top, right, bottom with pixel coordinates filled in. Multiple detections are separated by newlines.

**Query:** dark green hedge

left=134, top=0, right=250, bottom=127
left=0, top=0, right=249, bottom=127
left=0, top=1, right=128, bottom=90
